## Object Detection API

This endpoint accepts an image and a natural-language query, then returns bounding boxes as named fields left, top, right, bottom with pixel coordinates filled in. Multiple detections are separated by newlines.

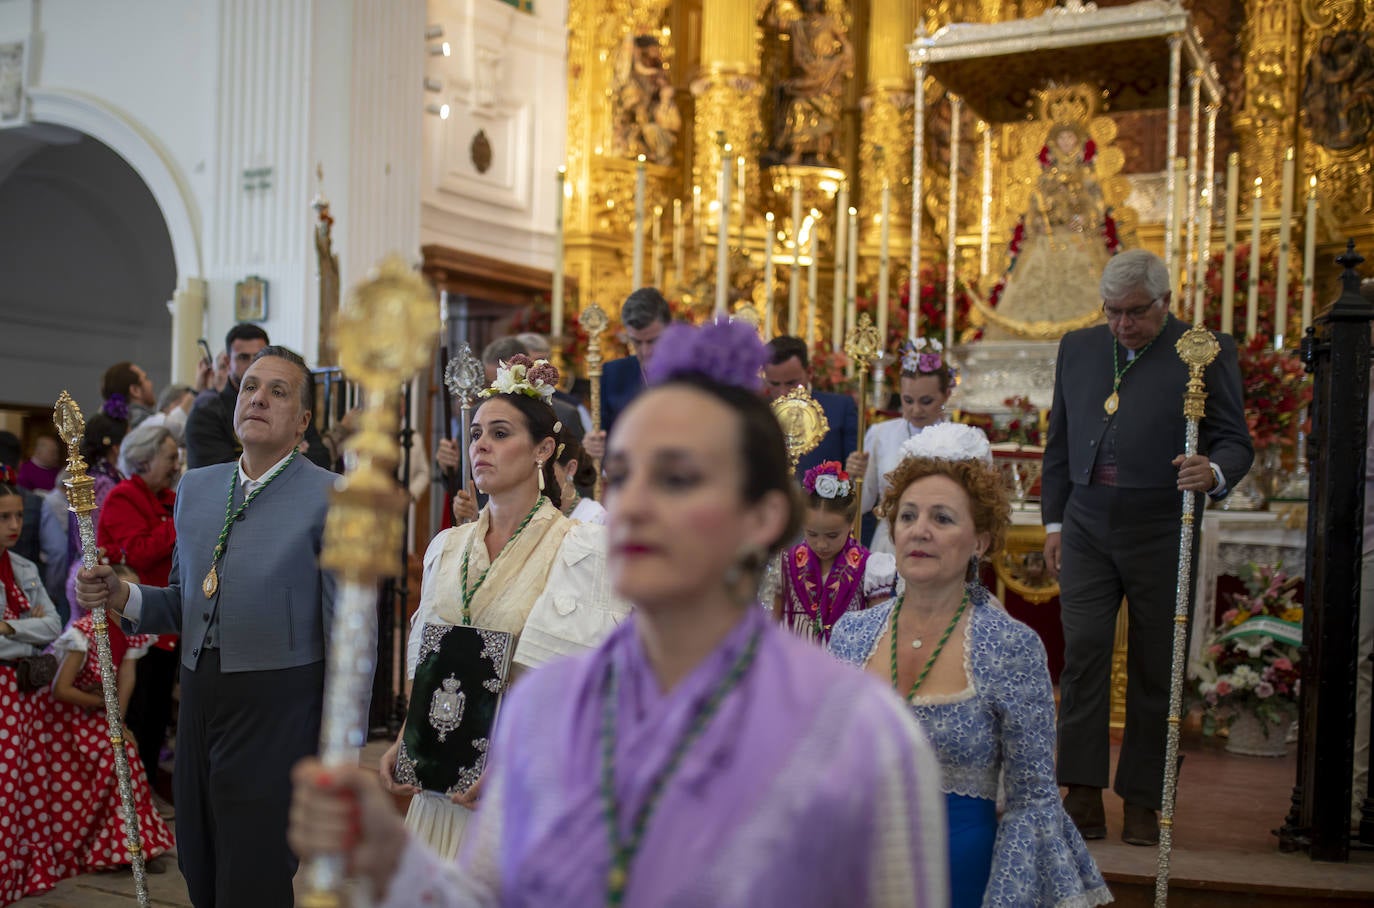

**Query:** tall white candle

left=807, top=215, right=819, bottom=348
left=1171, top=158, right=1187, bottom=298
left=672, top=198, right=684, bottom=288
left=652, top=204, right=664, bottom=288
left=694, top=184, right=705, bottom=275
left=1247, top=178, right=1262, bottom=340
left=633, top=155, right=646, bottom=289
left=1274, top=147, right=1295, bottom=349
left=552, top=166, right=566, bottom=338
left=1192, top=186, right=1209, bottom=324
left=715, top=146, right=732, bottom=317
left=846, top=205, right=858, bottom=370
left=877, top=181, right=891, bottom=349
left=1302, top=175, right=1317, bottom=332
left=832, top=183, right=848, bottom=352
left=789, top=183, right=803, bottom=336
left=1221, top=152, right=1239, bottom=335
left=764, top=211, right=776, bottom=337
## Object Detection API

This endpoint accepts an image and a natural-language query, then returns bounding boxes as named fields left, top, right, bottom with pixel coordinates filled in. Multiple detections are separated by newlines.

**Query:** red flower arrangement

left=1197, top=244, right=1304, bottom=343
left=809, top=343, right=853, bottom=394
left=855, top=263, right=973, bottom=392
left=1236, top=334, right=1311, bottom=453
left=984, top=395, right=1044, bottom=447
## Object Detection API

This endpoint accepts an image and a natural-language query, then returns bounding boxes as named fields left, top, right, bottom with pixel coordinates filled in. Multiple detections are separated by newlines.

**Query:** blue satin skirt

left=947, top=792, right=997, bottom=908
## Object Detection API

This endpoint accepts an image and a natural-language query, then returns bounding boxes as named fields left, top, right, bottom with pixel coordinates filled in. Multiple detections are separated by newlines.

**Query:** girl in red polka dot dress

left=41, top=561, right=175, bottom=878
left=0, top=478, right=63, bottom=901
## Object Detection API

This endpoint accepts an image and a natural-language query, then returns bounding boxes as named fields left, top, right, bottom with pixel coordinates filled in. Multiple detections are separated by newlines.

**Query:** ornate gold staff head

left=1175, top=325, right=1220, bottom=421
left=579, top=301, right=610, bottom=376
left=844, top=311, right=882, bottom=373
left=771, top=385, right=830, bottom=471
left=444, top=342, right=485, bottom=408
left=320, top=256, right=439, bottom=585
left=53, top=391, right=96, bottom=518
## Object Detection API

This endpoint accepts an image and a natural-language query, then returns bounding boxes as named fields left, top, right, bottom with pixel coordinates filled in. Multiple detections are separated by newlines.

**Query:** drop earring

left=536, top=461, right=545, bottom=492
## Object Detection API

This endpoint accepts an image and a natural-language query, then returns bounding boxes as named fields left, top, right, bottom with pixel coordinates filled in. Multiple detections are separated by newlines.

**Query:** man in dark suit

left=79, top=346, right=351, bottom=906
left=763, top=335, right=860, bottom=479
left=1042, top=249, right=1253, bottom=847
left=582, top=287, right=671, bottom=461
left=186, top=323, right=331, bottom=470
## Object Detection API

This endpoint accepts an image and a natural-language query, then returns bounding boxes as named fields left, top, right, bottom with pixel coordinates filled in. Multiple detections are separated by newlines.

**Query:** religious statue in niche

left=764, top=0, right=853, bottom=167
left=1302, top=29, right=1374, bottom=151
left=611, top=33, right=681, bottom=166
left=972, top=85, right=1133, bottom=340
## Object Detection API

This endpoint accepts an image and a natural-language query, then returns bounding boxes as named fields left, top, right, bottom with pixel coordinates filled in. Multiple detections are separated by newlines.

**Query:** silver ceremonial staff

left=54, top=392, right=151, bottom=908
left=1155, top=325, right=1220, bottom=907
left=300, top=256, right=439, bottom=907
left=444, top=341, right=485, bottom=494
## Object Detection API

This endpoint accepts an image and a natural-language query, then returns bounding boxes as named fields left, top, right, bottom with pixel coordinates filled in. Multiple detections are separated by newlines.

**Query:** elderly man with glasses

left=1041, top=249, right=1253, bottom=847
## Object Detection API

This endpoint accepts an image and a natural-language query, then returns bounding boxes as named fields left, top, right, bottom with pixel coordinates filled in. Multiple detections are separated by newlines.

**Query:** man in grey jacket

left=78, top=346, right=350, bottom=907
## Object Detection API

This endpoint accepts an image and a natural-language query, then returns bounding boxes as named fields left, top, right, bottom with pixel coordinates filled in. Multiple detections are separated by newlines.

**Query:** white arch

left=26, top=87, right=202, bottom=282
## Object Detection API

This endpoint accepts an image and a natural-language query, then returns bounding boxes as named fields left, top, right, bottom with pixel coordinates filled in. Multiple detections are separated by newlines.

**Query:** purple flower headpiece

left=801, top=461, right=853, bottom=500
left=644, top=318, right=767, bottom=392
left=101, top=393, right=129, bottom=421
left=899, top=337, right=957, bottom=382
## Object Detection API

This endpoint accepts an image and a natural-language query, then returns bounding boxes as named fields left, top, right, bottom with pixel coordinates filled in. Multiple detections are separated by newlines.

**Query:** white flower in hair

left=898, top=422, right=993, bottom=465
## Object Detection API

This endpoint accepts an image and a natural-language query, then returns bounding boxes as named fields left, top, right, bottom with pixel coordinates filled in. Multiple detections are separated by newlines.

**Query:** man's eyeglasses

left=1102, top=299, right=1161, bottom=322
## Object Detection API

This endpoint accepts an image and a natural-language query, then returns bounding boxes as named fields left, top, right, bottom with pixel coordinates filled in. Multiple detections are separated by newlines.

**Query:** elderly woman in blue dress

left=830, top=422, right=1110, bottom=908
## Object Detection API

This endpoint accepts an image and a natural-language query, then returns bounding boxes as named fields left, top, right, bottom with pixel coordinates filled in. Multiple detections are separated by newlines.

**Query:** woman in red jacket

left=97, top=422, right=180, bottom=811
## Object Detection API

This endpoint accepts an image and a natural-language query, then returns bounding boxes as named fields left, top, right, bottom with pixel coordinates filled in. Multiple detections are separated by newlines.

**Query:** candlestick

left=846, top=205, right=858, bottom=378
left=552, top=166, right=566, bottom=338
left=1221, top=152, right=1239, bottom=335
left=715, top=141, right=732, bottom=317
left=633, top=155, right=646, bottom=290
left=737, top=154, right=746, bottom=250
left=1247, top=177, right=1262, bottom=339
left=945, top=95, right=962, bottom=352
left=1302, top=176, right=1317, bottom=332
left=652, top=204, right=664, bottom=288
left=672, top=198, right=683, bottom=288
left=877, top=181, right=891, bottom=350
left=1274, top=147, right=1294, bottom=350
left=789, top=182, right=802, bottom=336
left=807, top=213, right=819, bottom=348
left=1171, top=158, right=1186, bottom=297
left=1192, top=187, right=1209, bottom=324
left=694, top=184, right=705, bottom=275
left=764, top=211, right=776, bottom=337
left=980, top=124, right=992, bottom=281
left=832, top=183, right=848, bottom=353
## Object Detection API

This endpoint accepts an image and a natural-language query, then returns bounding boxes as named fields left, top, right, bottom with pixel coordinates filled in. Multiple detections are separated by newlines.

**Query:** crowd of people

left=0, top=246, right=1282, bottom=906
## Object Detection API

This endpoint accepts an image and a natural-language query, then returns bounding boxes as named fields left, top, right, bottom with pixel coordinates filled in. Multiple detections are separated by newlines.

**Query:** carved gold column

left=861, top=0, right=915, bottom=260
left=1300, top=0, right=1374, bottom=288
left=691, top=0, right=761, bottom=223
left=1234, top=0, right=1303, bottom=193
left=564, top=0, right=674, bottom=326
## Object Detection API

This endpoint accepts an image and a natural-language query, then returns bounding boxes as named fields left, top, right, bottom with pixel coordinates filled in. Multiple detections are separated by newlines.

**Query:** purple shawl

left=781, top=537, right=870, bottom=643
left=381, top=608, right=948, bottom=907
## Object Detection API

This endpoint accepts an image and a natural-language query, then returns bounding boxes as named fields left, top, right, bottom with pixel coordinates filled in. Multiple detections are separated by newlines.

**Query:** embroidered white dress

left=403, top=501, right=628, bottom=858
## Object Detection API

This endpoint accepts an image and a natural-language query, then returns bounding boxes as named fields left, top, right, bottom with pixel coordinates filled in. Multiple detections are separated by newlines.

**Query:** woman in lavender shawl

left=289, top=319, right=949, bottom=907
left=829, top=423, right=1110, bottom=908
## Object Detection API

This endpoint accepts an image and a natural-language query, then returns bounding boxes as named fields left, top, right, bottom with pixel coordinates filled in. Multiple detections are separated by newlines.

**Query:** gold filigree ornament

left=53, top=392, right=95, bottom=517
left=1175, top=324, right=1220, bottom=421
left=964, top=282, right=1105, bottom=341
left=771, top=385, right=830, bottom=470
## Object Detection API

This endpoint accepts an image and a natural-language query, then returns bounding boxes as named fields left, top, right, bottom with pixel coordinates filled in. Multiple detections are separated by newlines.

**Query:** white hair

left=118, top=423, right=173, bottom=477
left=1100, top=249, right=1171, bottom=304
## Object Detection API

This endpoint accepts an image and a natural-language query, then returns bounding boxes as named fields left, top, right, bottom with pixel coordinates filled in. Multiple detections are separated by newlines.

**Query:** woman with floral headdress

left=775, top=461, right=894, bottom=644
left=830, top=423, right=1110, bottom=908
left=289, top=320, right=949, bottom=908
left=377, top=354, right=628, bottom=860
left=846, top=338, right=983, bottom=556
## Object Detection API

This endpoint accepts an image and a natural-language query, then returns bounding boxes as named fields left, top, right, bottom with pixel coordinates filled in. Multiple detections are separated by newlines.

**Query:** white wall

left=421, top=0, right=568, bottom=272
left=0, top=0, right=425, bottom=390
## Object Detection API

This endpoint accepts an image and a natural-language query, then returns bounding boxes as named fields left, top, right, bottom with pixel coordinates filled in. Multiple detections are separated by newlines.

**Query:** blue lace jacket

left=829, top=584, right=1111, bottom=908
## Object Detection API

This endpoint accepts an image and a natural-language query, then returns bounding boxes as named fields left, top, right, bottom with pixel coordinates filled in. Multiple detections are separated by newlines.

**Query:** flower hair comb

left=481, top=354, right=564, bottom=432
left=802, top=461, right=853, bottom=500
left=899, top=337, right=954, bottom=378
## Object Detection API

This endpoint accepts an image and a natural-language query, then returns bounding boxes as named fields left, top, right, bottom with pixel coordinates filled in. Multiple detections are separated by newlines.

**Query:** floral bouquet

left=1236, top=334, right=1311, bottom=454
left=1192, top=562, right=1302, bottom=737
left=809, top=344, right=853, bottom=395
left=985, top=395, right=1043, bottom=447
left=855, top=263, right=974, bottom=392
